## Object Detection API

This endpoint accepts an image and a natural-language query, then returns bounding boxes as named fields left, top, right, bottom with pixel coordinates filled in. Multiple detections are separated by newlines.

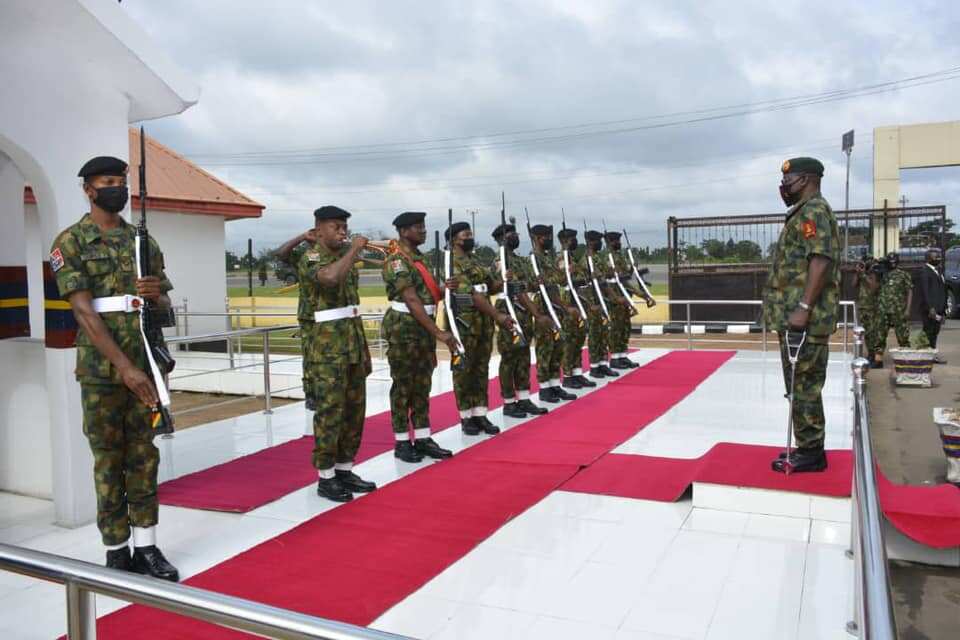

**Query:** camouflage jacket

left=382, top=248, right=437, bottom=348
left=856, top=274, right=879, bottom=311
left=529, top=249, right=564, bottom=312
left=879, top=268, right=913, bottom=311
left=451, top=252, right=496, bottom=315
left=494, top=250, right=534, bottom=314
left=583, top=250, right=609, bottom=306
left=763, top=193, right=841, bottom=341
left=280, top=244, right=313, bottom=324
left=298, top=243, right=367, bottom=364
left=556, top=249, right=591, bottom=307
left=596, top=248, right=628, bottom=303
left=51, top=213, right=172, bottom=384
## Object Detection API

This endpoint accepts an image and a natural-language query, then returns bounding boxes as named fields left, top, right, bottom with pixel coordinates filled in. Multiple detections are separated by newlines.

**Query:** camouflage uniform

left=281, top=245, right=316, bottom=405
left=877, top=267, right=912, bottom=352
left=558, top=250, right=589, bottom=376
left=496, top=253, right=535, bottom=401
left=763, top=193, right=840, bottom=451
left=51, top=213, right=172, bottom=546
left=451, top=253, right=495, bottom=416
left=602, top=248, right=638, bottom=357
left=584, top=251, right=611, bottom=367
left=383, top=250, right=437, bottom=438
left=531, top=249, right=565, bottom=386
left=856, top=273, right=881, bottom=356
left=298, top=243, right=370, bottom=471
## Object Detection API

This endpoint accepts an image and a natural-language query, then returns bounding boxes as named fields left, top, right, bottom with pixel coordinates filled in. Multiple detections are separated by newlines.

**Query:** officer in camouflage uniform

left=277, top=229, right=318, bottom=410
left=446, top=222, right=515, bottom=435
left=51, top=156, right=179, bottom=580
left=763, top=157, right=840, bottom=473
left=493, top=223, right=550, bottom=419
left=529, top=224, right=578, bottom=404
left=382, top=211, right=454, bottom=463
left=600, top=232, right=645, bottom=369
left=299, top=206, right=377, bottom=502
left=877, top=252, right=913, bottom=358
left=852, top=256, right=882, bottom=367
left=557, top=229, right=596, bottom=390
left=584, top=230, right=619, bottom=379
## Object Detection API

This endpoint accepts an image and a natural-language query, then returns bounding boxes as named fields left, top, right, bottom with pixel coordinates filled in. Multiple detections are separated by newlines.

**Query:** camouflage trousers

left=299, top=320, right=316, bottom=402
left=778, top=334, right=829, bottom=451
left=497, top=303, right=533, bottom=399
left=452, top=311, right=493, bottom=412
left=311, top=361, right=368, bottom=469
left=81, top=383, right=159, bottom=546
left=562, top=308, right=587, bottom=374
left=877, top=309, right=910, bottom=353
left=859, top=306, right=882, bottom=355
left=608, top=301, right=632, bottom=354
left=535, top=317, right=563, bottom=383
left=587, top=305, right=610, bottom=365
left=384, top=309, right=436, bottom=435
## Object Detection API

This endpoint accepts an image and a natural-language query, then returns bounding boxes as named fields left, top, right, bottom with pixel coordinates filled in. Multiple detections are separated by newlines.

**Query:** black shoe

left=622, top=357, right=639, bottom=369
left=415, top=437, right=453, bottom=459
left=518, top=399, right=548, bottom=415
left=599, top=365, right=619, bottom=377
left=305, top=396, right=317, bottom=411
left=609, top=358, right=630, bottom=370
left=462, top=418, right=481, bottom=436
left=576, top=375, right=597, bottom=388
left=589, top=366, right=606, bottom=379
left=131, top=545, right=179, bottom=582
left=474, top=416, right=501, bottom=435
left=563, top=376, right=585, bottom=389
left=394, top=440, right=425, bottom=463
left=317, top=477, right=354, bottom=502
left=555, top=387, right=578, bottom=401
left=503, top=402, right=528, bottom=419
left=335, top=469, right=377, bottom=493
left=106, top=547, right=132, bottom=571
left=771, top=449, right=828, bottom=474
left=539, top=387, right=560, bottom=404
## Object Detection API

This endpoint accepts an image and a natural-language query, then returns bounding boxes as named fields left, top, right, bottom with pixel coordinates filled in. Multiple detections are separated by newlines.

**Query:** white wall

left=132, top=209, right=228, bottom=337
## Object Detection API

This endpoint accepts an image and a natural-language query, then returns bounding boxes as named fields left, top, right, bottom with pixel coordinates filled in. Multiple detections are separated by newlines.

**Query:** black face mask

left=609, top=242, right=621, bottom=251
left=92, top=186, right=129, bottom=214
left=506, top=236, right=520, bottom=250
left=588, top=241, right=601, bottom=252
left=566, top=239, right=578, bottom=251
left=541, top=238, right=554, bottom=251
left=779, top=176, right=803, bottom=207
left=461, top=238, right=476, bottom=252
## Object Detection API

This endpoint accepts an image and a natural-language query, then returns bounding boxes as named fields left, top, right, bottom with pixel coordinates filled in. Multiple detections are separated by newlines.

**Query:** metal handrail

left=0, top=543, right=408, bottom=640
left=847, top=327, right=897, bottom=638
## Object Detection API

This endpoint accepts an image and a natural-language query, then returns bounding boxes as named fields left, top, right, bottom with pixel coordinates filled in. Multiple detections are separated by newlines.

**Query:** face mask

left=566, top=239, right=578, bottom=251
left=610, top=242, right=621, bottom=251
left=92, top=186, right=128, bottom=213
left=506, top=236, right=520, bottom=250
left=779, top=176, right=802, bottom=207
left=542, top=238, right=554, bottom=251
left=461, top=238, right=476, bottom=252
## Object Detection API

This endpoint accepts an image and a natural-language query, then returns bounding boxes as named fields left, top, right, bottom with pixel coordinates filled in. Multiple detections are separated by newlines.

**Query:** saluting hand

left=136, top=276, right=164, bottom=302
left=120, top=365, right=159, bottom=407
left=304, top=229, right=317, bottom=243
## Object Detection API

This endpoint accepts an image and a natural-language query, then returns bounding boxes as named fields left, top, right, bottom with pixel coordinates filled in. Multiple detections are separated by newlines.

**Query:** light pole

left=842, top=129, right=854, bottom=259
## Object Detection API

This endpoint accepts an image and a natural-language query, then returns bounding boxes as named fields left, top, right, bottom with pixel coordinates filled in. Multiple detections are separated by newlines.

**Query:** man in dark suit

left=917, top=248, right=947, bottom=355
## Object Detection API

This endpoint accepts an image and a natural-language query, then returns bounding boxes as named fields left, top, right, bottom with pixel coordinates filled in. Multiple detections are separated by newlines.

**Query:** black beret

left=781, top=157, right=824, bottom=177
left=393, top=211, right=425, bottom=228
left=604, top=231, right=622, bottom=241
left=78, top=156, right=127, bottom=179
left=585, top=230, right=603, bottom=242
left=557, top=228, right=577, bottom=240
left=530, top=224, right=552, bottom=237
left=492, top=223, right=516, bottom=240
left=445, top=221, right=470, bottom=240
left=314, top=205, right=351, bottom=220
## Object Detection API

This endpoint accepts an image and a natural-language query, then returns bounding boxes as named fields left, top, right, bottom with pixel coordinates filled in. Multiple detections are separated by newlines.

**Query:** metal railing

left=846, top=327, right=897, bottom=639
left=0, top=543, right=409, bottom=640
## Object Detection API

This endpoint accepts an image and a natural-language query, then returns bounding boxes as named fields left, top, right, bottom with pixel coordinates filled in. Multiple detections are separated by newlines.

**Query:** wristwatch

left=797, top=301, right=811, bottom=311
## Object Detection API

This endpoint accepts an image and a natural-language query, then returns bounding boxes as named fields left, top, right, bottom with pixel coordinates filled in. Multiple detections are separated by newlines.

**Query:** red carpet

left=562, top=443, right=960, bottom=549
left=88, top=350, right=734, bottom=639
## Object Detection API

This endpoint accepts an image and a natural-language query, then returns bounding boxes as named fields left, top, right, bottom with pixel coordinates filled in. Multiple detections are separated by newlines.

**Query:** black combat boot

left=554, top=387, right=578, bottom=401
left=771, top=449, right=828, bottom=474
left=317, top=476, right=354, bottom=502
left=502, top=402, right=528, bottom=419
left=461, top=418, right=481, bottom=435
left=563, top=376, right=585, bottom=389
left=335, top=469, right=377, bottom=493
left=106, top=547, right=132, bottom=572
left=415, top=437, right=453, bottom=459
left=621, top=357, right=639, bottom=369
left=518, top=399, right=548, bottom=415
left=131, top=546, right=180, bottom=582
left=474, top=416, right=501, bottom=435
left=609, top=358, right=630, bottom=370
left=576, top=375, right=597, bottom=388
left=394, top=440, right=425, bottom=463
left=589, top=366, right=606, bottom=379
left=539, top=387, right=560, bottom=403
left=599, top=364, right=619, bottom=377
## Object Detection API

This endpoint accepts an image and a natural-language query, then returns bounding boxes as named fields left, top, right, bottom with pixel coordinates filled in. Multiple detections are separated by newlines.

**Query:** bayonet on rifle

left=602, top=218, right=638, bottom=315
left=622, top=228, right=656, bottom=307
left=498, top=193, right=526, bottom=346
left=443, top=208, right=467, bottom=370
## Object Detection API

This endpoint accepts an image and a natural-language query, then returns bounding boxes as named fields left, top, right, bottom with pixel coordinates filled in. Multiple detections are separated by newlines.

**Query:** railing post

left=65, top=579, right=96, bottom=640
left=262, top=330, right=273, bottom=415
left=843, top=303, right=848, bottom=356
left=761, top=307, right=767, bottom=354
left=225, top=298, right=235, bottom=370
left=686, top=302, right=692, bottom=350
left=182, top=297, right=189, bottom=338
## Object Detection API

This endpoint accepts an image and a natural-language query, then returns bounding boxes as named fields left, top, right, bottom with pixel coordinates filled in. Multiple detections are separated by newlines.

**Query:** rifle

left=524, top=207, right=562, bottom=340
left=602, top=218, right=638, bottom=315
left=583, top=218, right=611, bottom=323
left=560, top=208, right=587, bottom=329
left=622, top=228, right=656, bottom=307
left=443, top=208, right=467, bottom=370
left=498, top=193, right=526, bottom=346
left=136, top=127, right=176, bottom=436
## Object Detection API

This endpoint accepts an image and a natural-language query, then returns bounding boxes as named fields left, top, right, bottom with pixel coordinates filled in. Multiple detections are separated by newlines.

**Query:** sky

left=123, top=0, right=960, bottom=254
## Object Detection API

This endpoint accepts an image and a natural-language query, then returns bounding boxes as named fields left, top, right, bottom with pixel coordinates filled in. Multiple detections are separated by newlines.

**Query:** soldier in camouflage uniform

left=763, top=157, right=840, bottom=473
left=446, top=222, right=515, bottom=435
left=852, top=256, right=882, bottom=366
left=602, top=232, right=655, bottom=369
left=51, top=156, right=179, bottom=580
left=584, top=230, right=619, bottom=379
left=493, top=223, right=550, bottom=419
left=299, top=206, right=377, bottom=502
left=877, top=252, right=913, bottom=358
left=529, top=224, right=579, bottom=404
left=557, top=229, right=596, bottom=390
left=277, top=230, right=318, bottom=411
left=382, top=211, right=455, bottom=463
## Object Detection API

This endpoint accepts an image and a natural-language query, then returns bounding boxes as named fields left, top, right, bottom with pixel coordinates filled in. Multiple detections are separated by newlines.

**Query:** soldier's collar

left=787, top=191, right=824, bottom=218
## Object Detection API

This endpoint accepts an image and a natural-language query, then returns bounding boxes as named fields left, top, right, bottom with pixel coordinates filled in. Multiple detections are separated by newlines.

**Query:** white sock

left=318, top=468, right=335, bottom=479
left=105, top=540, right=129, bottom=552
left=518, top=389, right=530, bottom=400
left=132, top=526, right=156, bottom=548
left=460, top=410, right=471, bottom=420
left=394, top=432, right=409, bottom=442
left=334, top=462, right=353, bottom=472
left=413, top=427, right=431, bottom=439
left=539, top=380, right=552, bottom=388
left=550, top=378, right=561, bottom=387
left=503, top=396, right=516, bottom=403
left=603, top=360, right=610, bottom=367
left=473, top=406, right=488, bottom=417
left=574, top=368, right=583, bottom=376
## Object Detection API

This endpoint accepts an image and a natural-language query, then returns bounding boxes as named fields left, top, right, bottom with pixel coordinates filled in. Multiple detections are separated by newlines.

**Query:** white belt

left=473, top=284, right=488, bottom=293
left=390, top=300, right=436, bottom=315
left=605, top=278, right=618, bottom=284
left=92, top=294, right=143, bottom=313
left=314, top=305, right=361, bottom=323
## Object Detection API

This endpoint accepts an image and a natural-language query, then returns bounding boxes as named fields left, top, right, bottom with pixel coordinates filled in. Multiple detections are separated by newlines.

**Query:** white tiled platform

left=0, top=348, right=858, bottom=639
